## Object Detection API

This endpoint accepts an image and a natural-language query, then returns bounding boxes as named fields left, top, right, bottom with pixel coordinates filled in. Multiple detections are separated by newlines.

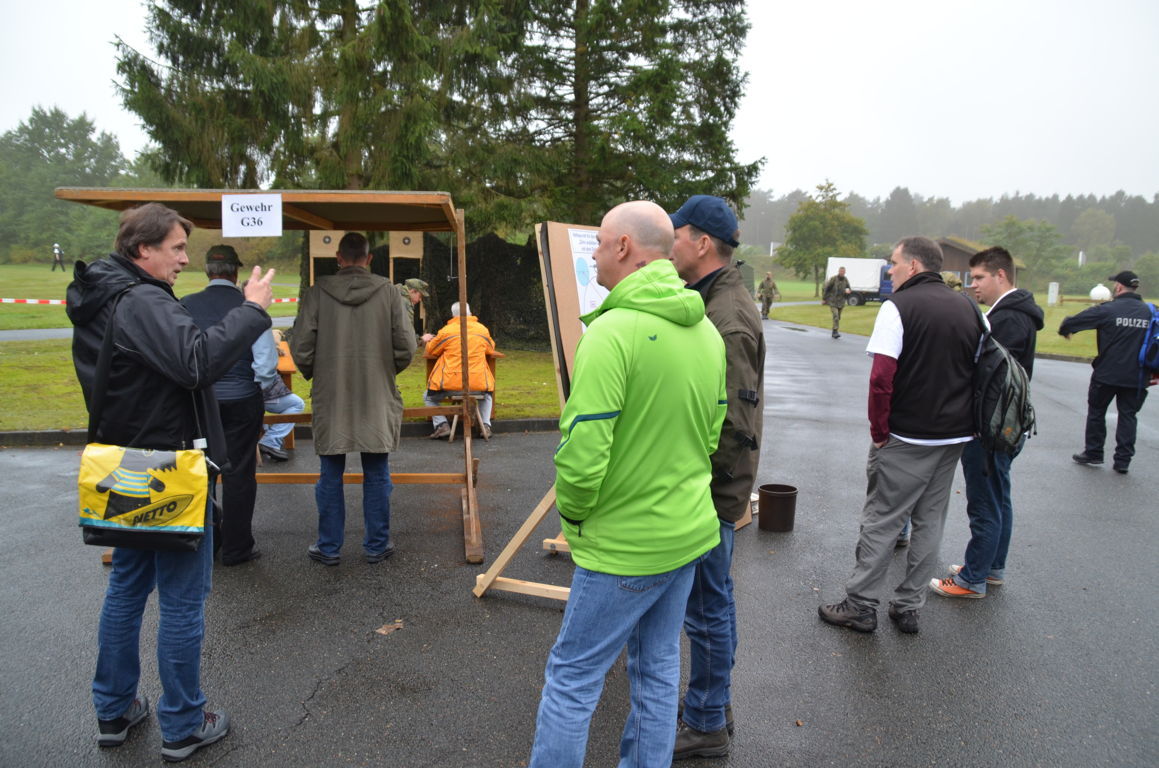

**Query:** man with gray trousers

left=819, top=236, right=977, bottom=635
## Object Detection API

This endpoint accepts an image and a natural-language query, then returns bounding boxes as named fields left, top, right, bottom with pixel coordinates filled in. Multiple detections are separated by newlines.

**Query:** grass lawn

left=0, top=339, right=562, bottom=432
left=0, top=264, right=1121, bottom=432
left=0, top=264, right=299, bottom=330
left=769, top=300, right=1101, bottom=360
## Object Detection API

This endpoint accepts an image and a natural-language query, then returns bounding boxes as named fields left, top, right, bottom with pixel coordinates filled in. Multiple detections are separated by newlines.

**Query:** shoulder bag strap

left=86, top=286, right=136, bottom=443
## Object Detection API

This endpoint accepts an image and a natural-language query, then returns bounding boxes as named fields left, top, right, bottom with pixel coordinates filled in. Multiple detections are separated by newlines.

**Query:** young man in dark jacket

left=68, top=203, right=274, bottom=762
left=1060, top=270, right=1152, bottom=474
left=931, top=247, right=1043, bottom=599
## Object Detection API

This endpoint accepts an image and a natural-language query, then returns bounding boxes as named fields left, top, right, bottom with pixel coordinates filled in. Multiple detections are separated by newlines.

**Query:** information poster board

left=536, top=221, right=604, bottom=404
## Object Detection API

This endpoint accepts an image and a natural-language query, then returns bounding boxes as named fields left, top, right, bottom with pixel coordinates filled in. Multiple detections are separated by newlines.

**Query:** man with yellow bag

left=67, top=203, right=274, bottom=762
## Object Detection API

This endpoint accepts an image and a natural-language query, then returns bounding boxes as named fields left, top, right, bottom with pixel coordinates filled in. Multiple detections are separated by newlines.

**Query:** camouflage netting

left=366, top=233, right=550, bottom=349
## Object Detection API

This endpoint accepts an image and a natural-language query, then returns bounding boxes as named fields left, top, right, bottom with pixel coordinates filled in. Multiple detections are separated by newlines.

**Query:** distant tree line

left=743, top=185, right=1159, bottom=295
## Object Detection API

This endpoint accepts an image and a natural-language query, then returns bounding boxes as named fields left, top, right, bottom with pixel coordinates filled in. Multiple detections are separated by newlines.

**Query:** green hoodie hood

left=580, top=259, right=705, bottom=329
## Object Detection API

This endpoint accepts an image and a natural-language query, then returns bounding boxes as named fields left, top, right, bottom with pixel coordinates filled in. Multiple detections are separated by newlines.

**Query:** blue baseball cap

left=669, top=195, right=740, bottom=248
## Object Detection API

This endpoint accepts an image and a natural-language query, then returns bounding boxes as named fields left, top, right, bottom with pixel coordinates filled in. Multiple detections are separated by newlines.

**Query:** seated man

left=423, top=302, right=497, bottom=440
left=256, top=329, right=305, bottom=461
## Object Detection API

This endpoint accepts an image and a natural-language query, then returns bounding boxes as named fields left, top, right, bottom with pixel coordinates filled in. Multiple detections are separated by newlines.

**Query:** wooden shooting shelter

left=56, top=187, right=485, bottom=563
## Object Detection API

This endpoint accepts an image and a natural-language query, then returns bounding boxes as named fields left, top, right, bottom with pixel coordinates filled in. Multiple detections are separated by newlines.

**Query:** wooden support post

left=473, top=486, right=568, bottom=601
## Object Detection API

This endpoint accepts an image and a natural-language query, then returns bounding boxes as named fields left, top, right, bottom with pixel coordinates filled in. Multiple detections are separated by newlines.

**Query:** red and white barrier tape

left=2, top=297, right=297, bottom=305
left=1, top=298, right=66, bottom=305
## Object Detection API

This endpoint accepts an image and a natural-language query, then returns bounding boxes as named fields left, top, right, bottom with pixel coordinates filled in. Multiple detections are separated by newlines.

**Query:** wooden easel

left=472, top=221, right=602, bottom=601
left=473, top=486, right=568, bottom=601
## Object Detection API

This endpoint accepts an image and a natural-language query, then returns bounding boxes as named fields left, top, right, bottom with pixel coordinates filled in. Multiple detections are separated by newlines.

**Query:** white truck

left=824, top=257, right=892, bottom=305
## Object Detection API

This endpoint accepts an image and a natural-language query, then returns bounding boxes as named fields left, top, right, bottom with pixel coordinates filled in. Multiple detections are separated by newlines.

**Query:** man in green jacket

left=528, top=201, right=727, bottom=768
left=669, top=195, right=765, bottom=759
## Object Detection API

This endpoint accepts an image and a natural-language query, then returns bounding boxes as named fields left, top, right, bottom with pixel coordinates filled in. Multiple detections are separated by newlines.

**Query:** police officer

left=1060, top=270, right=1153, bottom=474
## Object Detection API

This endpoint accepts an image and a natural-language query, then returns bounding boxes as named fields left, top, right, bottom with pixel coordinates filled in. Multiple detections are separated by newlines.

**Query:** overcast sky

left=2, top=0, right=1156, bottom=205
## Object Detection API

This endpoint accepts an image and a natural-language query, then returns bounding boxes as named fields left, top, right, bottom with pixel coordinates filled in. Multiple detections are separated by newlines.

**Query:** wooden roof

left=54, top=188, right=460, bottom=233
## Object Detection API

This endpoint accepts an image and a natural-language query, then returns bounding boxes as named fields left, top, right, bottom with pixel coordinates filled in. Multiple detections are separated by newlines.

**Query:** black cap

left=1109, top=270, right=1139, bottom=288
left=669, top=195, right=740, bottom=248
left=206, top=245, right=243, bottom=266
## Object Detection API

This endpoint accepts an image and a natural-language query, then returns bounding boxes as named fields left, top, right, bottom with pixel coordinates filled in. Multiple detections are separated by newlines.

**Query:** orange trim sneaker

left=949, top=564, right=1003, bottom=586
left=930, top=576, right=984, bottom=599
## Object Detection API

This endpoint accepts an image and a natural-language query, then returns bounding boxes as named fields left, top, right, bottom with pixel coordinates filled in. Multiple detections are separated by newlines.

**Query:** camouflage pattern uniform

left=757, top=274, right=778, bottom=318
left=822, top=272, right=851, bottom=338
left=395, top=278, right=429, bottom=339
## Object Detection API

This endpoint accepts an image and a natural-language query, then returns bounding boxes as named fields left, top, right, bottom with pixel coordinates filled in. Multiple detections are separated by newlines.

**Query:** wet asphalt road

left=0, top=317, right=1155, bottom=767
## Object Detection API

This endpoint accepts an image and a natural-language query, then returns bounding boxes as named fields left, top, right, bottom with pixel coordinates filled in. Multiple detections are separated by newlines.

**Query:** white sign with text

left=221, top=194, right=283, bottom=237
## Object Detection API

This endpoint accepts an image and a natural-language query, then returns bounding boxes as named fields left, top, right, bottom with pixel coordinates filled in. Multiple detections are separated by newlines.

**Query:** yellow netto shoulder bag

left=77, top=288, right=210, bottom=551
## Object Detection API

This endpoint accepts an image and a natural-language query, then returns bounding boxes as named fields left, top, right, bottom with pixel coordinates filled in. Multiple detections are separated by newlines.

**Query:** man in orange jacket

left=423, top=302, right=497, bottom=440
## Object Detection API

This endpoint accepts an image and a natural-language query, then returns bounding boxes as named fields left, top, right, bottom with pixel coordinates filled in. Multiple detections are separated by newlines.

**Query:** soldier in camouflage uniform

left=757, top=272, right=778, bottom=318
left=822, top=267, right=852, bottom=338
left=395, top=278, right=433, bottom=344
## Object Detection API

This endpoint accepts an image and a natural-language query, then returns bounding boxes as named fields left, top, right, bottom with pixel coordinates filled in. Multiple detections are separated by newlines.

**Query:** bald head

left=592, top=201, right=675, bottom=290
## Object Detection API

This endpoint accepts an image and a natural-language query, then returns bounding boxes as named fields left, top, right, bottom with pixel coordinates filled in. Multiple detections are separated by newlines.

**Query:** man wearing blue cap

left=668, top=195, right=765, bottom=759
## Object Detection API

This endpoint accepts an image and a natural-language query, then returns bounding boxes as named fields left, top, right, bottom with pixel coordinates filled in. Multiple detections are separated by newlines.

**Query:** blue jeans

left=529, top=559, right=699, bottom=768
left=260, top=391, right=305, bottom=451
left=956, top=440, right=1016, bottom=593
left=682, top=521, right=736, bottom=732
left=93, top=525, right=213, bottom=742
left=314, top=453, right=392, bottom=558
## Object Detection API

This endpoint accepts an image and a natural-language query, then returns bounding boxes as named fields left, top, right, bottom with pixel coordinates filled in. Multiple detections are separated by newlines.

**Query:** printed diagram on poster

left=567, top=227, right=607, bottom=325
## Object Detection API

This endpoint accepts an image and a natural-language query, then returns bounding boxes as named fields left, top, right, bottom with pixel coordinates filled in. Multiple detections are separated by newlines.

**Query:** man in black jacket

left=931, top=247, right=1043, bottom=599
left=1060, top=270, right=1152, bottom=474
left=68, top=203, right=274, bottom=762
left=181, top=245, right=266, bottom=567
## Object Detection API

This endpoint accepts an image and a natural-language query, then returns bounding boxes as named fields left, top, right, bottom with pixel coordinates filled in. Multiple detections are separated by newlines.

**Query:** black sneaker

left=365, top=545, right=395, bottom=564
left=161, top=710, right=230, bottom=762
left=258, top=444, right=289, bottom=462
left=307, top=544, right=340, bottom=566
left=221, top=548, right=262, bottom=567
left=673, top=719, right=730, bottom=760
left=818, top=599, right=877, bottom=632
left=1072, top=453, right=1103, bottom=466
left=888, top=604, right=920, bottom=634
left=677, top=702, right=734, bottom=736
left=97, top=695, right=150, bottom=747
left=1113, top=464, right=1129, bottom=475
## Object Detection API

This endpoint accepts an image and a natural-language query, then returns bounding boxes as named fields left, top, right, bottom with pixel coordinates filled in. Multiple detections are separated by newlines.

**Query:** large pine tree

left=117, top=0, right=520, bottom=194
left=117, top=1, right=760, bottom=232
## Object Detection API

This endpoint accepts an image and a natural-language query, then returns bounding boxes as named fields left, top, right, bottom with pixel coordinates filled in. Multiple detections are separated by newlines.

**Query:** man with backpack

left=1060, top=270, right=1152, bottom=475
left=818, top=237, right=977, bottom=635
left=931, top=247, right=1043, bottom=599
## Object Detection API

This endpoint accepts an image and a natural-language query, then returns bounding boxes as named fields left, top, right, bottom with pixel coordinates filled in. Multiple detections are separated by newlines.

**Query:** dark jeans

left=314, top=452, right=392, bottom=557
left=216, top=392, right=264, bottom=563
left=1084, top=380, right=1148, bottom=467
left=957, top=439, right=1018, bottom=592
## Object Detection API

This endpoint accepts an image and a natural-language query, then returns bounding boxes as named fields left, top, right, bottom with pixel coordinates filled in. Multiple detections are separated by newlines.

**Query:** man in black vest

left=819, top=236, right=978, bottom=635
left=181, top=245, right=265, bottom=566
left=1060, top=270, right=1152, bottom=474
